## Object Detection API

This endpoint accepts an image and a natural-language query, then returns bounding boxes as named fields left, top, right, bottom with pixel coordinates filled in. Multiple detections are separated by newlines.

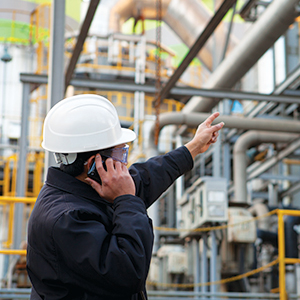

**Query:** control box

left=178, top=177, right=228, bottom=236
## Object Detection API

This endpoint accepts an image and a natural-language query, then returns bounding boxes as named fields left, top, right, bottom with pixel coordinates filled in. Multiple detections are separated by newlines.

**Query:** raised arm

left=130, top=112, right=224, bottom=207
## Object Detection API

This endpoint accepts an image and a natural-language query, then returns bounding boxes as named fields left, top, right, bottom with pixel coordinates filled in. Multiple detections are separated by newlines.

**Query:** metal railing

left=150, top=209, right=300, bottom=300
left=0, top=197, right=36, bottom=252
left=0, top=288, right=31, bottom=299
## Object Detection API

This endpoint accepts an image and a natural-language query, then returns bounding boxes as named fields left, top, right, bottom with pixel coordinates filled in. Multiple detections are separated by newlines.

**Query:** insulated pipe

left=233, top=131, right=299, bottom=203
left=182, top=0, right=299, bottom=113
left=163, top=0, right=232, bottom=70
left=147, top=112, right=300, bottom=157
left=248, top=202, right=270, bottom=230
left=109, top=0, right=236, bottom=71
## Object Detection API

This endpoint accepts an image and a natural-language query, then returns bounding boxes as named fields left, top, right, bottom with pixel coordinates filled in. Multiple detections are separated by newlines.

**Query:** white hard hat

left=42, top=94, right=136, bottom=159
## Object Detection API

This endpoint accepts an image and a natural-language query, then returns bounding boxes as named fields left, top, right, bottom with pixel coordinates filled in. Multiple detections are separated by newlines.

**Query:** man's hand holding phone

left=86, top=154, right=136, bottom=203
left=87, top=158, right=106, bottom=185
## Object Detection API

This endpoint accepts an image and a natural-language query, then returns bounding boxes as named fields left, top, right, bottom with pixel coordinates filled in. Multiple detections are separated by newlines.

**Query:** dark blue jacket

left=27, top=146, right=193, bottom=299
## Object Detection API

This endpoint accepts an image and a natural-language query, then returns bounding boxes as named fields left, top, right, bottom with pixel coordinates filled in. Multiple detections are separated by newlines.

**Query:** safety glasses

left=100, top=144, right=129, bottom=164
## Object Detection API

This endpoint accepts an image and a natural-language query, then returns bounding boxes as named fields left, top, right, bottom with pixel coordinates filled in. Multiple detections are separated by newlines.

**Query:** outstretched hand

left=185, top=112, right=224, bottom=159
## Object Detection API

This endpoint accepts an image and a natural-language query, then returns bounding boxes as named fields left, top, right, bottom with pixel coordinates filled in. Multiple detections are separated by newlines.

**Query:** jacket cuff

left=113, top=194, right=147, bottom=213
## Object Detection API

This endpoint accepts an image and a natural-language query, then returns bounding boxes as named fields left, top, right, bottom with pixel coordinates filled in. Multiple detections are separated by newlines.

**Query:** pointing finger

left=204, top=112, right=220, bottom=127
left=211, top=121, right=224, bottom=132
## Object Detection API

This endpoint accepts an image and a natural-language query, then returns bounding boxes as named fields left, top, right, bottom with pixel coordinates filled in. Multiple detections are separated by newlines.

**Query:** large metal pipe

left=111, top=0, right=300, bottom=156
left=233, top=131, right=299, bottom=203
left=147, top=112, right=300, bottom=157
left=159, top=0, right=237, bottom=102
left=109, top=0, right=237, bottom=70
left=182, top=0, right=299, bottom=113
left=163, top=0, right=235, bottom=70
left=248, top=202, right=270, bottom=231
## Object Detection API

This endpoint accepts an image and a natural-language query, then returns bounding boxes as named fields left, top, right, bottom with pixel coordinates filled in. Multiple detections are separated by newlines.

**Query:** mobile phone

left=87, top=159, right=107, bottom=185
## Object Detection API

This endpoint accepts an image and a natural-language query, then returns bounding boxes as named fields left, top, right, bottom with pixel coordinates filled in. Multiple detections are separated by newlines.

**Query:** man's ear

left=86, top=155, right=96, bottom=170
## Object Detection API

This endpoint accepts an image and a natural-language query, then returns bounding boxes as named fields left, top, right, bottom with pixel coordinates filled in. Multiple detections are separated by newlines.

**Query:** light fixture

left=1, top=46, right=12, bottom=63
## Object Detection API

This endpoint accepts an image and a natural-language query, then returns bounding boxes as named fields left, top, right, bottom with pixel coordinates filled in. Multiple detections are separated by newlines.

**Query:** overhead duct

left=182, top=0, right=299, bottom=113
left=233, top=131, right=299, bottom=204
left=109, top=0, right=237, bottom=71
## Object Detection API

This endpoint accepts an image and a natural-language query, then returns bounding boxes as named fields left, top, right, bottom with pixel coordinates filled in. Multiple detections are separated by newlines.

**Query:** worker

left=26, top=94, right=224, bottom=300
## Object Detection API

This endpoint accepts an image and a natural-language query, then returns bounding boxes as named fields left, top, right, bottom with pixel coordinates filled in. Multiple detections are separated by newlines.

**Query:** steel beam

left=221, top=1, right=237, bottom=61
left=193, top=238, right=200, bottom=294
left=243, top=62, right=300, bottom=118
left=20, top=73, right=300, bottom=104
left=201, top=234, right=208, bottom=296
left=239, top=0, right=258, bottom=20
left=46, top=0, right=66, bottom=169
left=47, top=0, right=65, bottom=109
left=280, top=181, right=300, bottom=198
left=259, top=173, right=300, bottom=182
left=158, top=0, right=237, bottom=101
left=14, top=82, right=31, bottom=249
left=183, top=0, right=299, bottom=114
left=210, top=231, right=218, bottom=296
left=284, top=90, right=300, bottom=97
left=64, top=0, right=100, bottom=90
left=224, top=64, right=300, bottom=141
left=170, top=87, right=300, bottom=104
left=247, top=138, right=300, bottom=181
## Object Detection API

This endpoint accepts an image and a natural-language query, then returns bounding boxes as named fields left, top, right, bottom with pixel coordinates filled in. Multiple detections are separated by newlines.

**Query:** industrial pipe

left=147, top=112, right=300, bottom=157
left=109, top=0, right=237, bottom=71
left=248, top=202, right=270, bottom=231
left=233, top=131, right=299, bottom=203
left=183, top=0, right=299, bottom=113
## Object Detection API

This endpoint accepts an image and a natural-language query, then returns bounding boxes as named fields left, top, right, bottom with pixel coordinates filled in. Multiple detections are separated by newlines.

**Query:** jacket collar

left=45, top=167, right=111, bottom=207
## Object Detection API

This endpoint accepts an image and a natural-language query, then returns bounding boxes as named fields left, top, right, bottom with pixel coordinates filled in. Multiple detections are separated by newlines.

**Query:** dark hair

left=59, top=148, right=113, bottom=177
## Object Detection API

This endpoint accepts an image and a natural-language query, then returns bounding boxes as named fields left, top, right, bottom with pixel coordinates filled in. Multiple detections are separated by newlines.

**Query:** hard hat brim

left=110, top=127, right=137, bottom=148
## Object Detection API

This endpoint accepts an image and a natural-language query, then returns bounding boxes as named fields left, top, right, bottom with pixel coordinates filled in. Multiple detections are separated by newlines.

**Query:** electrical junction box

left=148, top=245, right=187, bottom=288
left=227, top=207, right=256, bottom=243
left=157, top=245, right=187, bottom=274
left=178, top=177, right=228, bottom=237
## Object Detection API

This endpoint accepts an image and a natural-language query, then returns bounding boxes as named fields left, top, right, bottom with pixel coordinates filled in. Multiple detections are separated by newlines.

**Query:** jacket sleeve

left=129, top=146, right=194, bottom=208
left=52, top=195, right=153, bottom=297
